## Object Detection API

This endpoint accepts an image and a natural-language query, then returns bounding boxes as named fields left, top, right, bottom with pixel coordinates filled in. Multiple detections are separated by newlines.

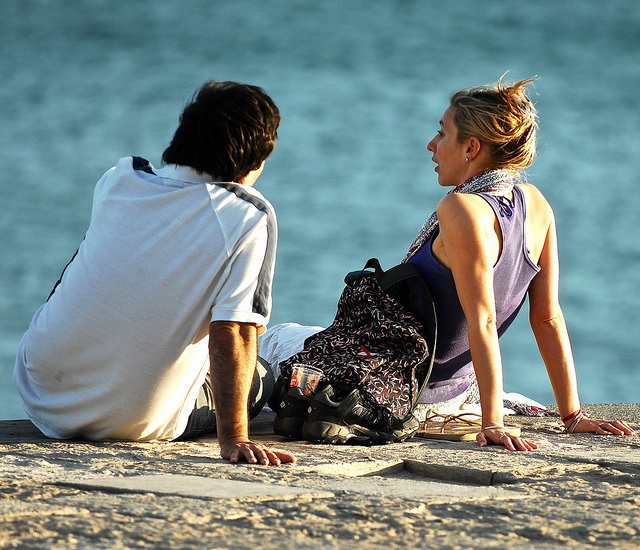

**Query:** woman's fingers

left=595, top=419, right=635, bottom=436
left=476, top=429, right=537, bottom=452
left=579, top=418, right=635, bottom=436
left=500, top=433, right=538, bottom=452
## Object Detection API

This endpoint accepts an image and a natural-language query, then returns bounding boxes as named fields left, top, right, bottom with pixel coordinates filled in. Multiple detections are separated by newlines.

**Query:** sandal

left=416, top=410, right=521, bottom=441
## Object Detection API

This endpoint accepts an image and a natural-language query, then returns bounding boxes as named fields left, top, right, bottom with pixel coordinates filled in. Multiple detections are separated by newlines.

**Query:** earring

left=465, top=156, right=470, bottom=162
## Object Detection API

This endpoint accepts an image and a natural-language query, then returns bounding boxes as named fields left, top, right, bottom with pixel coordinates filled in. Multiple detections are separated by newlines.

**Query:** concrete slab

left=58, top=473, right=334, bottom=502
left=402, top=458, right=518, bottom=485
left=293, top=471, right=525, bottom=502
left=303, top=457, right=517, bottom=486
left=304, top=458, right=405, bottom=477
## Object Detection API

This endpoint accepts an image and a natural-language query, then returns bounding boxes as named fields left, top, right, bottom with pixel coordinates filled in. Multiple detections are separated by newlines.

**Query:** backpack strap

left=382, top=262, right=437, bottom=400
left=344, top=258, right=379, bottom=285
left=345, top=258, right=437, bottom=406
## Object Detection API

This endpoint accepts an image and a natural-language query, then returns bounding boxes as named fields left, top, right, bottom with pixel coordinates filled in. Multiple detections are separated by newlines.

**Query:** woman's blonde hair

left=450, top=76, right=538, bottom=172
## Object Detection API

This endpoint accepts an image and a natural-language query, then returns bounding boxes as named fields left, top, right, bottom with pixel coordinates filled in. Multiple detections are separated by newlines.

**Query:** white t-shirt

left=14, top=157, right=277, bottom=441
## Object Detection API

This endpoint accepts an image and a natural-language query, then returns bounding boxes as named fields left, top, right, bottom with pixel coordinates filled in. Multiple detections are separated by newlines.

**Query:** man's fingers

left=222, top=440, right=295, bottom=465
left=273, top=450, right=296, bottom=464
left=241, top=448, right=258, bottom=464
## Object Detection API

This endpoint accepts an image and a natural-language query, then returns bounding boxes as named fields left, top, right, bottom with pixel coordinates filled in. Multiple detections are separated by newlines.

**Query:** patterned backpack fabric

left=279, top=259, right=436, bottom=419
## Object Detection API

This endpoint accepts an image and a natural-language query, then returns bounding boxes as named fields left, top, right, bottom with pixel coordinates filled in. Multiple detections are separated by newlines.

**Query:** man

left=14, top=80, right=295, bottom=465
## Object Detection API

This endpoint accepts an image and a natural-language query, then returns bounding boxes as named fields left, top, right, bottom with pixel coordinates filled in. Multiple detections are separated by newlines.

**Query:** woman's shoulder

left=516, top=181, right=545, bottom=198
left=517, top=183, right=556, bottom=260
left=516, top=183, right=554, bottom=219
left=437, top=183, right=555, bottom=235
left=437, top=190, right=502, bottom=218
left=436, top=192, right=497, bottom=235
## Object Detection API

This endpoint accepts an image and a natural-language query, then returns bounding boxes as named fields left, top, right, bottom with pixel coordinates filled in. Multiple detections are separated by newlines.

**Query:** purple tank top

left=409, top=186, right=540, bottom=403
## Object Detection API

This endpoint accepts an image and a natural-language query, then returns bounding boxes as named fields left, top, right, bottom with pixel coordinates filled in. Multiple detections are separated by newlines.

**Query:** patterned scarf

left=402, top=169, right=515, bottom=262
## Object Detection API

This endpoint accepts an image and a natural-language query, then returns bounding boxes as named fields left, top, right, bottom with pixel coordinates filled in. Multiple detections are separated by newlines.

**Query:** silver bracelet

left=483, top=425, right=505, bottom=430
left=567, top=412, right=585, bottom=434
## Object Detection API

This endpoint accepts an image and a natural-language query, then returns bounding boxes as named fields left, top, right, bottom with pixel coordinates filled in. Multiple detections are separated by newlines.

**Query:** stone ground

left=0, top=404, right=638, bottom=549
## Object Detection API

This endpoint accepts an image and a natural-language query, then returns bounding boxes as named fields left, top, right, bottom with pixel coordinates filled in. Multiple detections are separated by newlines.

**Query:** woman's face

left=426, top=106, right=469, bottom=187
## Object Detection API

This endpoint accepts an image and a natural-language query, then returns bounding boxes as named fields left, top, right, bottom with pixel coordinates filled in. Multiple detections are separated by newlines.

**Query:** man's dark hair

left=162, top=80, right=280, bottom=182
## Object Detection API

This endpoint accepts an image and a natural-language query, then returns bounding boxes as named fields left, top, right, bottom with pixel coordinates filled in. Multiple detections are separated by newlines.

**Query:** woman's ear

left=466, top=137, right=483, bottom=161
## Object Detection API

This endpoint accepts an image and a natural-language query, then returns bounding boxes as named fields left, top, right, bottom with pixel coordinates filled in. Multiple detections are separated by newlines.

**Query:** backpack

left=279, top=258, right=437, bottom=419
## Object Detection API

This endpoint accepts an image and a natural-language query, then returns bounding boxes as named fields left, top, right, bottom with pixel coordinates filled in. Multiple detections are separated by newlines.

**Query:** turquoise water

left=1, top=1, right=639, bottom=419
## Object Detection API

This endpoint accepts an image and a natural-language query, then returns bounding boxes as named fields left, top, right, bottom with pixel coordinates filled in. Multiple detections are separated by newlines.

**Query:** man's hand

left=220, top=436, right=296, bottom=466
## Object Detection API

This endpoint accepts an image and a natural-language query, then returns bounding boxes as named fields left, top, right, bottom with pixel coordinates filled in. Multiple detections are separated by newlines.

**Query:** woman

left=262, top=77, right=634, bottom=450
left=403, top=76, right=633, bottom=450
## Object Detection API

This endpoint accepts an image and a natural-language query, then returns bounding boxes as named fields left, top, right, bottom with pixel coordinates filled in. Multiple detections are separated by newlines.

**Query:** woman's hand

left=566, top=414, right=635, bottom=436
left=476, top=427, right=538, bottom=452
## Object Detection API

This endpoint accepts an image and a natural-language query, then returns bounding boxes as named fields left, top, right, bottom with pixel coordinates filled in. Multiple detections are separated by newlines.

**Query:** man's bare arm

left=209, top=321, right=295, bottom=465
